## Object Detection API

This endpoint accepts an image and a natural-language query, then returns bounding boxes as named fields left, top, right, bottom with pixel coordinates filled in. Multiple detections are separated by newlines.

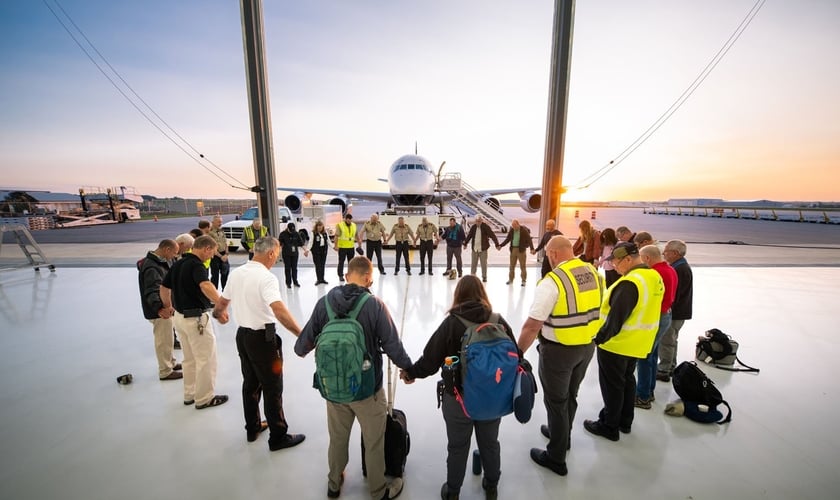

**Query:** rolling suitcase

left=361, top=359, right=410, bottom=477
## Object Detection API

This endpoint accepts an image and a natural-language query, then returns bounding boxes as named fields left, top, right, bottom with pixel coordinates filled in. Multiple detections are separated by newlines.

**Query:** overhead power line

left=42, top=0, right=253, bottom=192
left=571, top=0, right=767, bottom=190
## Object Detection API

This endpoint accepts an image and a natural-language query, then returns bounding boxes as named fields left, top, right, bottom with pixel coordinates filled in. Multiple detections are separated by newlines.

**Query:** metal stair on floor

left=0, top=224, right=55, bottom=273
left=438, top=173, right=510, bottom=233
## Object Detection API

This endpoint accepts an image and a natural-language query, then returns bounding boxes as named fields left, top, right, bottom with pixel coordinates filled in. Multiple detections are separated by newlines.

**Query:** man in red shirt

left=634, top=244, right=677, bottom=408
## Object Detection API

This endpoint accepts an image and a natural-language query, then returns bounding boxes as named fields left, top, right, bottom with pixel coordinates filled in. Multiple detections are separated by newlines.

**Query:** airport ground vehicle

left=222, top=206, right=293, bottom=252
left=294, top=205, right=342, bottom=241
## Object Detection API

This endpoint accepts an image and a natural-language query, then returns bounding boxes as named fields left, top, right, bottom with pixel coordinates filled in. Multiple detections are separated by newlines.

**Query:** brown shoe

left=160, top=371, right=183, bottom=380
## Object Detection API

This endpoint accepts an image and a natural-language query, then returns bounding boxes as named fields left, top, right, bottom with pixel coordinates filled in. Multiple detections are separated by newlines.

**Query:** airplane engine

left=327, top=196, right=350, bottom=214
left=520, top=191, right=541, bottom=213
left=481, top=196, right=503, bottom=214
left=284, top=192, right=307, bottom=213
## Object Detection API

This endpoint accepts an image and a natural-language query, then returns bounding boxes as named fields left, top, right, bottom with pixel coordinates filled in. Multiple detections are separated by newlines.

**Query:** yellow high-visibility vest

left=243, top=225, right=268, bottom=248
left=598, top=267, right=664, bottom=358
left=336, top=222, right=357, bottom=248
left=542, top=258, right=604, bottom=345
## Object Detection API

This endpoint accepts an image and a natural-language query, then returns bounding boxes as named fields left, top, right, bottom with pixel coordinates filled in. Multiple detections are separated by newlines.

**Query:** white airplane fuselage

left=387, top=154, right=436, bottom=206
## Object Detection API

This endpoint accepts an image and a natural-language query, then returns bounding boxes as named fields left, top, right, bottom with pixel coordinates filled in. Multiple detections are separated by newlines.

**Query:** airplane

left=278, top=153, right=543, bottom=215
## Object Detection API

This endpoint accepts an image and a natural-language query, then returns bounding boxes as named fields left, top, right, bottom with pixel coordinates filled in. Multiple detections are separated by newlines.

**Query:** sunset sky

left=1, top=0, right=838, bottom=202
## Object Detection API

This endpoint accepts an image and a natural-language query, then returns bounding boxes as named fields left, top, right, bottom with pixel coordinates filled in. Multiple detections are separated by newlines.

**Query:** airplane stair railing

left=0, top=224, right=56, bottom=273
left=439, top=173, right=510, bottom=232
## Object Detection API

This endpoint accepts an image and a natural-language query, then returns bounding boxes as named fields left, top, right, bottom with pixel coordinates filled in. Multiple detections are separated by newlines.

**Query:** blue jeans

left=636, top=312, right=672, bottom=400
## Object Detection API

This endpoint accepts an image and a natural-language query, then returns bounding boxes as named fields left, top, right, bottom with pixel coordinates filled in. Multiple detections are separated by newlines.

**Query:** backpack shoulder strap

left=712, top=356, right=760, bottom=373
left=346, top=293, right=371, bottom=320
left=324, top=296, right=337, bottom=321
left=717, top=400, right=732, bottom=424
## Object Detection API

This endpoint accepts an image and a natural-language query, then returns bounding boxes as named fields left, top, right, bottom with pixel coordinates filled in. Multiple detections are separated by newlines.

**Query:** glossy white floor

left=1, top=264, right=838, bottom=500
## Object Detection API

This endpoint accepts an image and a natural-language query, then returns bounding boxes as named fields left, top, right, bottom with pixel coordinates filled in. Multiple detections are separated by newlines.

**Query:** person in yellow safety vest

left=583, top=242, right=663, bottom=442
left=241, top=219, right=269, bottom=261
left=333, top=213, right=357, bottom=282
left=516, top=235, right=604, bottom=476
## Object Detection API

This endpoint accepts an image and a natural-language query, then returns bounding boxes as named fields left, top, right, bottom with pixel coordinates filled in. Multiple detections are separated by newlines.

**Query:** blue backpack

left=455, top=313, right=520, bottom=420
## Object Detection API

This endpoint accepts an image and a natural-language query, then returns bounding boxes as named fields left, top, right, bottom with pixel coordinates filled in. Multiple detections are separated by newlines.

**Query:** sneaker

left=382, top=477, right=404, bottom=500
left=269, top=433, right=305, bottom=451
left=583, top=419, right=619, bottom=441
left=327, top=472, right=345, bottom=498
left=634, top=396, right=652, bottom=410
left=656, top=371, right=671, bottom=382
left=529, top=448, right=567, bottom=476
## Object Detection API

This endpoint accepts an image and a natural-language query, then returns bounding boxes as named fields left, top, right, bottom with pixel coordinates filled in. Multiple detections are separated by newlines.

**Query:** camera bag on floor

left=672, top=361, right=732, bottom=424
left=696, top=328, right=760, bottom=373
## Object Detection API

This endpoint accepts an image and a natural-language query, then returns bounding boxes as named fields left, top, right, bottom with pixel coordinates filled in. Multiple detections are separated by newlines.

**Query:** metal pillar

left=240, top=0, right=280, bottom=236
left=540, top=0, right=575, bottom=231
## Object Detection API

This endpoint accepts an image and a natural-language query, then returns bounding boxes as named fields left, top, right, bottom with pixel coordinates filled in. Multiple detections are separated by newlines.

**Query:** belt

left=180, top=308, right=211, bottom=318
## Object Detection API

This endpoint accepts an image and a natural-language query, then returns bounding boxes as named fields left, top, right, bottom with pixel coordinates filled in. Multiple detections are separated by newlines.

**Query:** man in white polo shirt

left=213, top=236, right=306, bottom=451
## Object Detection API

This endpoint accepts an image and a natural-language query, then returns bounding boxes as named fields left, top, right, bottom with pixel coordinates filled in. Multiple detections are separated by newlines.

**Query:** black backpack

left=672, top=361, right=732, bottom=424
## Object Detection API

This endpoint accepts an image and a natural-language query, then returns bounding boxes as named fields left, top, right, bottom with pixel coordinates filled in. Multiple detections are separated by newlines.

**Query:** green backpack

left=315, top=294, right=375, bottom=403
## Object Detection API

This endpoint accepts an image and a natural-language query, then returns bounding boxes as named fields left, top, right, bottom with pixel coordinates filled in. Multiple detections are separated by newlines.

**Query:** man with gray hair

left=175, top=233, right=195, bottom=257
left=137, top=239, right=181, bottom=380
left=463, top=214, right=499, bottom=283
left=214, top=237, right=306, bottom=450
left=657, top=240, right=693, bottom=381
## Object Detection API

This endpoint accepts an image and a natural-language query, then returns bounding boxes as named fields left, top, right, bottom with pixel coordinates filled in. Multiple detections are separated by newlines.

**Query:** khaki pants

left=173, top=312, right=218, bottom=406
left=150, top=317, right=176, bottom=378
left=508, top=248, right=528, bottom=283
left=470, top=250, right=488, bottom=279
left=326, top=388, right=387, bottom=499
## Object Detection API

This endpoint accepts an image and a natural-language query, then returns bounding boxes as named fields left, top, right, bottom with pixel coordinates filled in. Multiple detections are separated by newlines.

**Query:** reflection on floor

left=0, top=266, right=838, bottom=499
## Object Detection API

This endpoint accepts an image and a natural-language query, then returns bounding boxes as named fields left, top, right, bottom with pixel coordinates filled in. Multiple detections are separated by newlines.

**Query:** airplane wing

left=276, top=187, right=393, bottom=204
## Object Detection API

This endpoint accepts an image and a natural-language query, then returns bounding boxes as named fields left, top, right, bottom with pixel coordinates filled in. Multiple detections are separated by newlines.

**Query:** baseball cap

left=605, top=242, right=638, bottom=261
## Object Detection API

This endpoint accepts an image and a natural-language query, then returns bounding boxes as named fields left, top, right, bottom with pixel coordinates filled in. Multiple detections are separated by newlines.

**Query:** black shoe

left=620, top=424, right=632, bottom=434
left=183, top=399, right=194, bottom=406
left=429, top=271, right=434, bottom=275
left=286, top=284, right=292, bottom=289
left=380, top=270, right=386, bottom=275
left=294, top=282, right=301, bottom=287
left=394, top=270, right=399, bottom=275
left=540, top=424, right=550, bottom=439
left=583, top=419, right=619, bottom=441
left=419, top=271, right=425, bottom=275
left=173, top=363, right=182, bottom=371
left=481, top=477, right=498, bottom=500
left=529, top=448, right=567, bottom=476
left=339, top=277, right=345, bottom=282
left=406, top=270, right=411, bottom=275
left=656, top=371, right=671, bottom=382
left=247, top=421, right=268, bottom=442
left=482, top=277, right=487, bottom=283
left=195, top=395, right=228, bottom=409
left=327, top=472, right=345, bottom=498
left=160, top=371, right=183, bottom=381
left=440, top=482, right=458, bottom=500
left=269, top=433, right=305, bottom=451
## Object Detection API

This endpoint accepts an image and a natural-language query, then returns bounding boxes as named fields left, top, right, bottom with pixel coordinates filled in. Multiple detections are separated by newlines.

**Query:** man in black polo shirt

left=161, top=235, right=228, bottom=409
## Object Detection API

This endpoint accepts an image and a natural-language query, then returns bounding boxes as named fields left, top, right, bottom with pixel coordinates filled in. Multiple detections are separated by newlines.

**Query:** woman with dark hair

left=598, top=227, right=620, bottom=287
left=401, top=275, right=518, bottom=500
left=308, top=220, right=330, bottom=285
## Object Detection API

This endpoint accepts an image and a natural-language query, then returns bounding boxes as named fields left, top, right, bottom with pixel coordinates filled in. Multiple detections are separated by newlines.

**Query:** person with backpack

left=400, top=275, right=519, bottom=500
left=583, top=242, right=664, bottom=441
left=294, top=256, right=412, bottom=500
left=516, top=235, right=604, bottom=476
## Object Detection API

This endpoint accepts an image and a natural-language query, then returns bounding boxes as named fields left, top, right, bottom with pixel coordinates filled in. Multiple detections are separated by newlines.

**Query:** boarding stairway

left=438, top=173, right=510, bottom=233
left=0, top=224, right=55, bottom=273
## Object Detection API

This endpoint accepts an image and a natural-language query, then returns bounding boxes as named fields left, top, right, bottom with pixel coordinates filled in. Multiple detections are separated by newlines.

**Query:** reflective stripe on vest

left=337, top=222, right=357, bottom=248
left=243, top=225, right=267, bottom=245
left=542, top=259, right=604, bottom=345
left=598, top=267, right=664, bottom=358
